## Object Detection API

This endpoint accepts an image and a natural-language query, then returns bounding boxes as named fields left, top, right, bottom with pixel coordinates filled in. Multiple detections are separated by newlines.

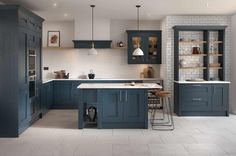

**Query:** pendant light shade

left=132, top=5, right=144, bottom=56
left=133, top=47, right=144, bottom=56
left=88, top=5, right=98, bottom=55
left=88, top=43, right=98, bottom=55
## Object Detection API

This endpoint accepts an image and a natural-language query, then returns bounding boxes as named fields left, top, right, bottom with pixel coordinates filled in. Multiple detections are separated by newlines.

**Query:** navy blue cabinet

left=174, top=83, right=229, bottom=116
left=127, top=30, right=161, bottom=64
left=0, top=5, right=44, bottom=137
left=102, top=90, right=123, bottom=122
left=180, top=84, right=212, bottom=112
left=124, top=90, right=145, bottom=122
left=101, top=89, right=146, bottom=128
left=41, top=82, right=53, bottom=115
left=52, top=81, right=74, bottom=109
left=212, top=84, right=229, bottom=113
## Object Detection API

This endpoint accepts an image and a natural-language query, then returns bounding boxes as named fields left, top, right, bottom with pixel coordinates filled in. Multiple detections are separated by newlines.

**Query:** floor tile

left=1, top=110, right=236, bottom=156
left=184, top=144, right=227, bottom=155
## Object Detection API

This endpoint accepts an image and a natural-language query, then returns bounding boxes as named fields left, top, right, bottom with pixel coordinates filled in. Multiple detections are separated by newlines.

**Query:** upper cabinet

left=126, top=30, right=162, bottom=64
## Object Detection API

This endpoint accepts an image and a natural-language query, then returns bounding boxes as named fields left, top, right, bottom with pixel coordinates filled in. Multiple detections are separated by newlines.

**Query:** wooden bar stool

left=149, top=90, right=174, bottom=130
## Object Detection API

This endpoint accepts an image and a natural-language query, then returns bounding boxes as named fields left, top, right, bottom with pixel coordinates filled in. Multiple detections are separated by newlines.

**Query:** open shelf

left=209, top=53, right=223, bottom=56
left=209, top=67, right=223, bottom=69
left=179, top=41, right=207, bottom=44
left=179, top=67, right=207, bottom=70
left=210, top=41, right=223, bottom=44
left=179, top=54, right=207, bottom=56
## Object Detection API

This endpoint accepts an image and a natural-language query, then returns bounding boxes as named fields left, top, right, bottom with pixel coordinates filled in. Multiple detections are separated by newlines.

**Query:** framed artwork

left=47, top=31, right=60, bottom=47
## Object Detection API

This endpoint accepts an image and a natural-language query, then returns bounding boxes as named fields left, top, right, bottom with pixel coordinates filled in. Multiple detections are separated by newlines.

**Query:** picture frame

left=47, top=31, right=60, bottom=47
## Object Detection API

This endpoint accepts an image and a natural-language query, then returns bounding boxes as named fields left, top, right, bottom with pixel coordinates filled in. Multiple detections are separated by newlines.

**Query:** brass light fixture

left=132, top=5, right=144, bottom=56
left=88, top=5, right=98, bottom=55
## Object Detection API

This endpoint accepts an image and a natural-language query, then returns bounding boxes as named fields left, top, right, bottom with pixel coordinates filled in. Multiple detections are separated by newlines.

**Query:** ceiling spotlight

left=53, top=3, right=57, bottom=7
left=64, top=13, right=68, bottom=17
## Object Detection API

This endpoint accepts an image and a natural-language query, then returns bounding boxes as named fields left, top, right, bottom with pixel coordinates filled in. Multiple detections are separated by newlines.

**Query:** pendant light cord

left=90, top=5, right=95, bottom=46
left=136, top=5, right=141, bottom=48
left=137, top=5, right=140, bottom=31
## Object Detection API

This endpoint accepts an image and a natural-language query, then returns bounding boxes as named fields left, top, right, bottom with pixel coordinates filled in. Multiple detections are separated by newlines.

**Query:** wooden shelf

left=209, top=67, right=223, bottom=69
left=112, top=46, right=127, bottom=49
left=179, top=67, right=207, bottom=70
left=210, top=41, right=223, bottom=44
left=43, top=47, right=74, bottom=50
left=209, top=53, right=223, bottom=56
left=179, top=41, right=207, bottom=44
left=179, top=54, right=207, bottom=56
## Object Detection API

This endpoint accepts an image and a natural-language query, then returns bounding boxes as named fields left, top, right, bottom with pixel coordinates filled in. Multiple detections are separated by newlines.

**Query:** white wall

left=75, top=18, right=110, bottom=40
left=230, top=14, right=236, bottom=114
left=43, top=21, right=74, bottom=47
left=42, top=19, right=161, bottom=80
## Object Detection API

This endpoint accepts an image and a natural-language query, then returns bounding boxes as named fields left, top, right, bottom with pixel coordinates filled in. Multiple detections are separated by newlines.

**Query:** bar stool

left=149, top=91, right=174, bottom=130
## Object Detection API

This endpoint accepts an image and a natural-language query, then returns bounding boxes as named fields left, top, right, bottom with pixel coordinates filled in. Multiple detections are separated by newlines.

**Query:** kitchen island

left=77, top=83, right=162, bottom=129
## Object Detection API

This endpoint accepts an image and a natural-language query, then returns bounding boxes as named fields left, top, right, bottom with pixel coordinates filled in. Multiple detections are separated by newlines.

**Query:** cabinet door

left=145, top=32, right=161, bottom=64
left=41, top=82, right=52, bottom=115
left=102, top=90, right=123, bottom=122
left=127, top=32, right=145, bottom=64
left=123, top=90, right=145, bottom=122
left=71, top=81, right=81, bottom=108
left=180, top=84, right=212, bottom=111
left=18, top=27, right=30, bottom=132
left=53, top=81, right=73, bottom=108
left=212, top=84, right=228, bottom=111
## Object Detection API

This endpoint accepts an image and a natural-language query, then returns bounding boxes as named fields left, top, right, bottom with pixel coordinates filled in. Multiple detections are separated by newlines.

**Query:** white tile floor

left=1, top=110, right=236, bottom=156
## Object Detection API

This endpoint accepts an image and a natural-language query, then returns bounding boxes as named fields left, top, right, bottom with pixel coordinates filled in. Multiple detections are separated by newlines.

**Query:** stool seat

left=155, top=91, right=171, bottom=98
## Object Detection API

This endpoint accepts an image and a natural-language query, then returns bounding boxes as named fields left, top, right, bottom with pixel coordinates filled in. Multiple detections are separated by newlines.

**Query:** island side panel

left=78, top=89, right=84, bottom=129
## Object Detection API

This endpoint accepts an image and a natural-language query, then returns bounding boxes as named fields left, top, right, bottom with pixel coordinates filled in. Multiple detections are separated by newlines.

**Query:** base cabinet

left=41, top=82, right=53, bottom=115
left=52, top=81, right=74, bottom=109
left=101, top=89, right=146, bottom=128
left=212, top=84, right=228, bottom=112
left=174, top=83, right=229, bottom=116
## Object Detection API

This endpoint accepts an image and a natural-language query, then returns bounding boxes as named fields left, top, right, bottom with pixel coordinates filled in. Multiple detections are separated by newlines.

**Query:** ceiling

left=1, top=0, right=236, bottom=21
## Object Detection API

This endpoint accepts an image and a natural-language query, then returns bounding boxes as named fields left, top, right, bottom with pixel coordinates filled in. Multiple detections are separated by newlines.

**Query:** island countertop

left=77, top=83, right=162, bottom=89
left=43, top=78, right=163, bottom=84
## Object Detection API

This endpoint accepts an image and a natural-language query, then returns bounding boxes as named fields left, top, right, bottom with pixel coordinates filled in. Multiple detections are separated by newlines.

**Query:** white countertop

left=77, top=83, right=163, bottom=89
left=43, top=78, right=163, bottom=84
left=174, top=81, right=230, bottom=84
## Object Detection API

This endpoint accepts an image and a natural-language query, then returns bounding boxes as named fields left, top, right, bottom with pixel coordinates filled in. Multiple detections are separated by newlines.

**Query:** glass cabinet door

left=146, top=34, right=161, bottom=64
left=129, top=35, right=145, bottom=63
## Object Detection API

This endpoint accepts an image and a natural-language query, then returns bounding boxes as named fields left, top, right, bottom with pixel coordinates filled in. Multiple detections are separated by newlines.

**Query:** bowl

left=88, top=73, right=95, bottom=79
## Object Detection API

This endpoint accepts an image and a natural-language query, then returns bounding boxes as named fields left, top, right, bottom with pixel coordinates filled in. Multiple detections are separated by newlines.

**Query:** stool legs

left=150, top=96, right=174, bottom=131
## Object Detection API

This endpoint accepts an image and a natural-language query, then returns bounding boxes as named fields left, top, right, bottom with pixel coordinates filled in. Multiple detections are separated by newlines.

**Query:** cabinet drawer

left=181, top=96, right=211, bottom=111
left=181, top=84, right=211, bottom=97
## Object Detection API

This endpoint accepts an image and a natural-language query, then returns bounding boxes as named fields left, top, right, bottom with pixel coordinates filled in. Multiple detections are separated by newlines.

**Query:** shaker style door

left=102, top=90, right=123, bottom=122
left=123, top=90, right=145, bottom=122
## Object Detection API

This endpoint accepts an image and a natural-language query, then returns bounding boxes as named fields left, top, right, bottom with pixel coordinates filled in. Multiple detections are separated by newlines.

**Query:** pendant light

left=88, top=5, right=98, bottom=55
left=132, top=5, right=144, bottom=56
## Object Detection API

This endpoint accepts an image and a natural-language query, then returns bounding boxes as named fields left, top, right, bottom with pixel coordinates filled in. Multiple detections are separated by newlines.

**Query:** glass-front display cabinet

left=127, top=30, right=162, bottom=64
